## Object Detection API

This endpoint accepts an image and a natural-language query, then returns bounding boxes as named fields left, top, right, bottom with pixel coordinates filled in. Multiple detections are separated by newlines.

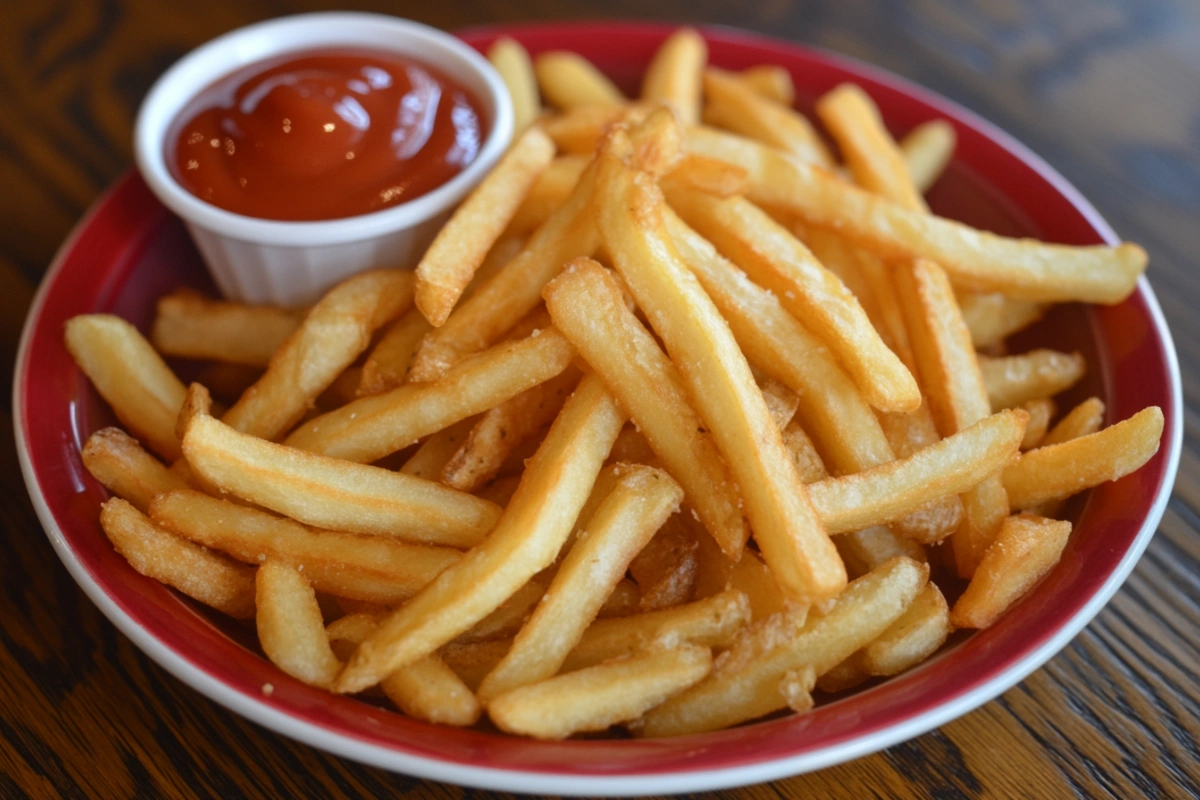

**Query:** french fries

left=67, top=29, right=1165, bottom=742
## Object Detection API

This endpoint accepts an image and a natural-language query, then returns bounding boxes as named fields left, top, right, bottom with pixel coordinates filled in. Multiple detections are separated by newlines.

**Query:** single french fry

left=860, top=581, right=950, bottom=675
left=356, top=308, right=432, bottom=396
left=642, top=557, right=926, bottom=736
left=663, top=154, right=750, bottom=198
left=489, top=643, right=712, bottom=739
left=222, top=270, right=414, bottom=441
left=150, top=289, right=304, bottom=367
left=148, top=490, right=461, bottom=604
left=642, top=28, right=706, bottom=124
left=83, top=428, right=189, bottom=512
left=505, top=155, right=590, bottom=237
left=951, top=514, right=1071, bottom=629
left=1020, top=398, right=1056, bottom=450
left=958, top=292, right=1048, bottom=349
left=286, top=328, right=575, bottom=464
left=666, top=190, right=920, bottom=414
left=1003, top=407, right=1164, bottom=510
left=979, top=350, right=1086, bottom=411
left=687, top=126, right=1148, bottom=304
left=738, top=65, right=794, bottom=106
left=415, top=127, right=557, bottom=327
left=256, top=561, right=341, bottom=688
left=334, top=375, right=626, bottom=694
left=100, top=498, right=255, bottom=619
left=596, top=145, right=845, bottom=602
left=383, top=653, right=483, bottom=727
left=543, top=257, right=748, bottom=558
left=702, top=67, right=834, bottom=168
left=488, top=37, right=540, bottom=132
left=184, top=413, right=500, bottom=549
left=1041, top=397, right=1105, bottom=447
left=477, top=464, right=684, bottom=703
left=816, top=83, right=927, bottom=212
left=900, top=119, right=956, bottom=193
left=399, top=417, right=478, bottom=481
left=807, top=409, right=1027, bottom=535
left=535, top=51, right=626, bottom=109
left=836, top=526, right=927, bottom=577
left=65, top=314, right=188, bottom=461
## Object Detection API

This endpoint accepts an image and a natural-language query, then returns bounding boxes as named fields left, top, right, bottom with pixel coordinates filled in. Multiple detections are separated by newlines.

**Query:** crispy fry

left=83, top=428, right=188, bottom=512
left=979, top=350, right=1086, bottom=411
left=150, top=289, right=303, bottom=367
left=836, top=526, right=927, bottom=577
left=642, top=28, right=706, bottom=124
left=356, top=308, right=432, bottom=396
left=958, top=292, right=1048, bottom=349
left=702, top=68, right=834, bottom=168
left=1040, top=397, right=1105, bottom=447
left=415, top=127, right=556, bottom=327
left=257, top=561, right=341, bottom=688
left=1020, top=398, right=1056, bottom=450
left=860, top=581, right=950, bottom=676
left=505, top=155, right=589, bottom=237
left=488, top=37, right=540, bottom=131
left=383, top=653, right=483, bottom=727
left=900, top=119, right=956, bottom=193
left=535, top=51, right=625, bottom=109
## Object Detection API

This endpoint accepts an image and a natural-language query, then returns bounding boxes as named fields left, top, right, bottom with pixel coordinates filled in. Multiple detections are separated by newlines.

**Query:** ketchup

left=170, top=50, right=484, bottom=221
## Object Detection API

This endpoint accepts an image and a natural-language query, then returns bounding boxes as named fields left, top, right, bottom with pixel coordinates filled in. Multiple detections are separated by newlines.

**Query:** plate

left=14, top=21, right=1182, bottom=796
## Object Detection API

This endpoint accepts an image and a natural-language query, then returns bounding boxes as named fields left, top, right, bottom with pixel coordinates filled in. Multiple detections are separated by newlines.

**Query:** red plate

left=14, top=21, right=1181, bottom=795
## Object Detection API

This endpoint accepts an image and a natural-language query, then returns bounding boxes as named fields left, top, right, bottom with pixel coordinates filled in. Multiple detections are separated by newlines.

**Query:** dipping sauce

left=170, top=50, right=485, bottom=221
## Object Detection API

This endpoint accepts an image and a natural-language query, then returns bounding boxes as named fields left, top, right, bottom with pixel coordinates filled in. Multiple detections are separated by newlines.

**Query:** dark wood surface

left=2, top=1, right=1198, bottom=798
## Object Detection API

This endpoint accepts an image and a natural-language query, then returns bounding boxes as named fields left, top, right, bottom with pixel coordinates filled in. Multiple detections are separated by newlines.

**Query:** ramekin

left=134, top=12, right=513, bottom=307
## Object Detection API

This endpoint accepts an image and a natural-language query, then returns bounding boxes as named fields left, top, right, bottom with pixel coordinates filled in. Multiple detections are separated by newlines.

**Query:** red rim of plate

left=13, top=21, right=1182, bottom=796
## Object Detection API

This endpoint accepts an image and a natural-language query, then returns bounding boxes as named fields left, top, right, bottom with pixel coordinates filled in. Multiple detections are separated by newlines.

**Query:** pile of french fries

left=67, top=28, right=1164, bottom=741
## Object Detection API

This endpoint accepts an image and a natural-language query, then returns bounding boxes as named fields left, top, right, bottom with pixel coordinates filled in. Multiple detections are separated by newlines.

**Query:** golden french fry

left=150, top=289, right=303, bottom=367
left=596, top=144, right=845, bottom=602
left=859, top=581, right=950, bottom=675
left=222, top=269, right=413, bottom=441
left=979, top=350, right=1086, bottom=411
left=737, top=65, right=794, bottom=106
left=816, top=83, right=927, bottom=212
left=687, top=126, right=1148, bottom=304
left=958, top=291, right=1048, bottom=349
left=836, top=526, right=927, bottom=577
left=488, top=37, right=540, bottom=132
left=286, top=328, right=575, bottom=464
left=1020, top=398, right=1056, bottom=450
left=257, top=561, right=342, bottom=688
left=382, top=653, right=483, bottom=727
left=663, top=154, right=749, bottom=198
left=951, top=514, right=1071, bottom=629
left=666, top=190, right=920, bottom=414
left=1041, top=397, right=1105, bottom=447
left=65, top=314, right=188, bottom=461
left=100, top=498, right=255, bottom=619
left=489, top=643, right=712, bottom=739
left=455, top=580, right=547, bottom=644
left=505, top=155, right=589, bottom=237
left=399, top=417, right=478, bottom=481
left=539, top=103, right=652, bottom=154
left=334, top=375, right=626, bottom=694
left=149, top=490, right=460, bottom=604
left=726, top=549, right=787, bottom=621
left=543, top=257, right=748, bottom=558
left=702, top=67, right=834, bottom=168
left=1003, top=406, right=1164, bottom=510
left=535, top=51, right=626, bottom=109
left=415, top=127, right=557, bottom=327
left=183, top=413, right=500, bottom=549
left=477, top=464, right=684, bottom=704
left=83, top=428, right=188, bottom=512
left=900, top=119, right=956, bottom=193
left=356, top=308, right=432, bottom=397
left=642, top=28, right=706, bottom=124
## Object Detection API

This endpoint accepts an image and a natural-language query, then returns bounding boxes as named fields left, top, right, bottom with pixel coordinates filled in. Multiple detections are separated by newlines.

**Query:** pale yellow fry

left=383, top=653, right=483, bottom=727
left=642, top=28, right=706, bottom=124
left=286, top=328, right=575, bottom=464
left=334, top=375, right=626, bottom=694
left=257, top=561, right=341, bottom=688
left=488, top=37, right=540, bottom=131
left=702, top=68, right=834, bottom=168
left=65, top=314, right=188, bottom=461
left=836, top=526, right=927, bottom=577
left=900, top=119, right=956, bottom=193
left=687, top=126, right=1148, bottom=304
left=489, top=644, right=712, bottom=739
left=535, top=51, right=625, bottom=109
left=399, top=417, right=478, bottom=481
left=1020, top=398, right=1056, bottom=450
left=505, top=155, right=590, bottom=238
left=543, top=258, right=748, bottom=558
left=356, top=308, right=432, bottom=397
left=408, top=160, right=599, bottom=383
left=222, top=270, right=413, bottom=441
left=415, top=127, right=556, bottom=327
left=100, top=498, right=255, bottom=619
left=82, top=427, right=188, bottom=512
left=478, top=465, right=684, bottom=703
left=816, top=83, right=927, bottom=212
left=597, top=148, right=846, bottom=602
left=1003, top=407, right=1164, bottom=510
left=641, top=556, right=926, bottom=736
left=951, top=514, right=1071, bottom=629
left=183, top=414, right=499, bottom=549
left=150, top=289, right=303, bottom=367
left=1040, top=397, right=1105, bottom=447
left=860, top=581, right=950, bottom=675
left=807, top=409, right=1027, bottom=535
left=979, top=350, right=1086, bottom=411
left=667, top=190, right=920, bottom=414
left=738, top=65, right=794, bottom=106
left=149, top=490, right=460, bottom=604
left=958, top=291, right=1048, bottom=349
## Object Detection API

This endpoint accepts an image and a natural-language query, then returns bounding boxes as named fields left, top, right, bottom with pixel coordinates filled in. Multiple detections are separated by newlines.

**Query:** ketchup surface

left=170, top=50, right=485, bottom=221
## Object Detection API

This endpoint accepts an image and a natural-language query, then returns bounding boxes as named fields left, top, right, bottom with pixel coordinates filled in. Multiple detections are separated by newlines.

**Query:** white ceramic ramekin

left=135, top=12, right=513, bottom=307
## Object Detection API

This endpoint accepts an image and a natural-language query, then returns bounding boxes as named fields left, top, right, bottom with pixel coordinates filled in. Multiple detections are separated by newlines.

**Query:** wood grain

left=2, top=1, right=1198, bottom=797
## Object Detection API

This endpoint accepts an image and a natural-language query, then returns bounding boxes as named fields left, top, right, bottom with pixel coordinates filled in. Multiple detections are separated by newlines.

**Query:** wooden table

left=2, top=1, right=1197, bottom=797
